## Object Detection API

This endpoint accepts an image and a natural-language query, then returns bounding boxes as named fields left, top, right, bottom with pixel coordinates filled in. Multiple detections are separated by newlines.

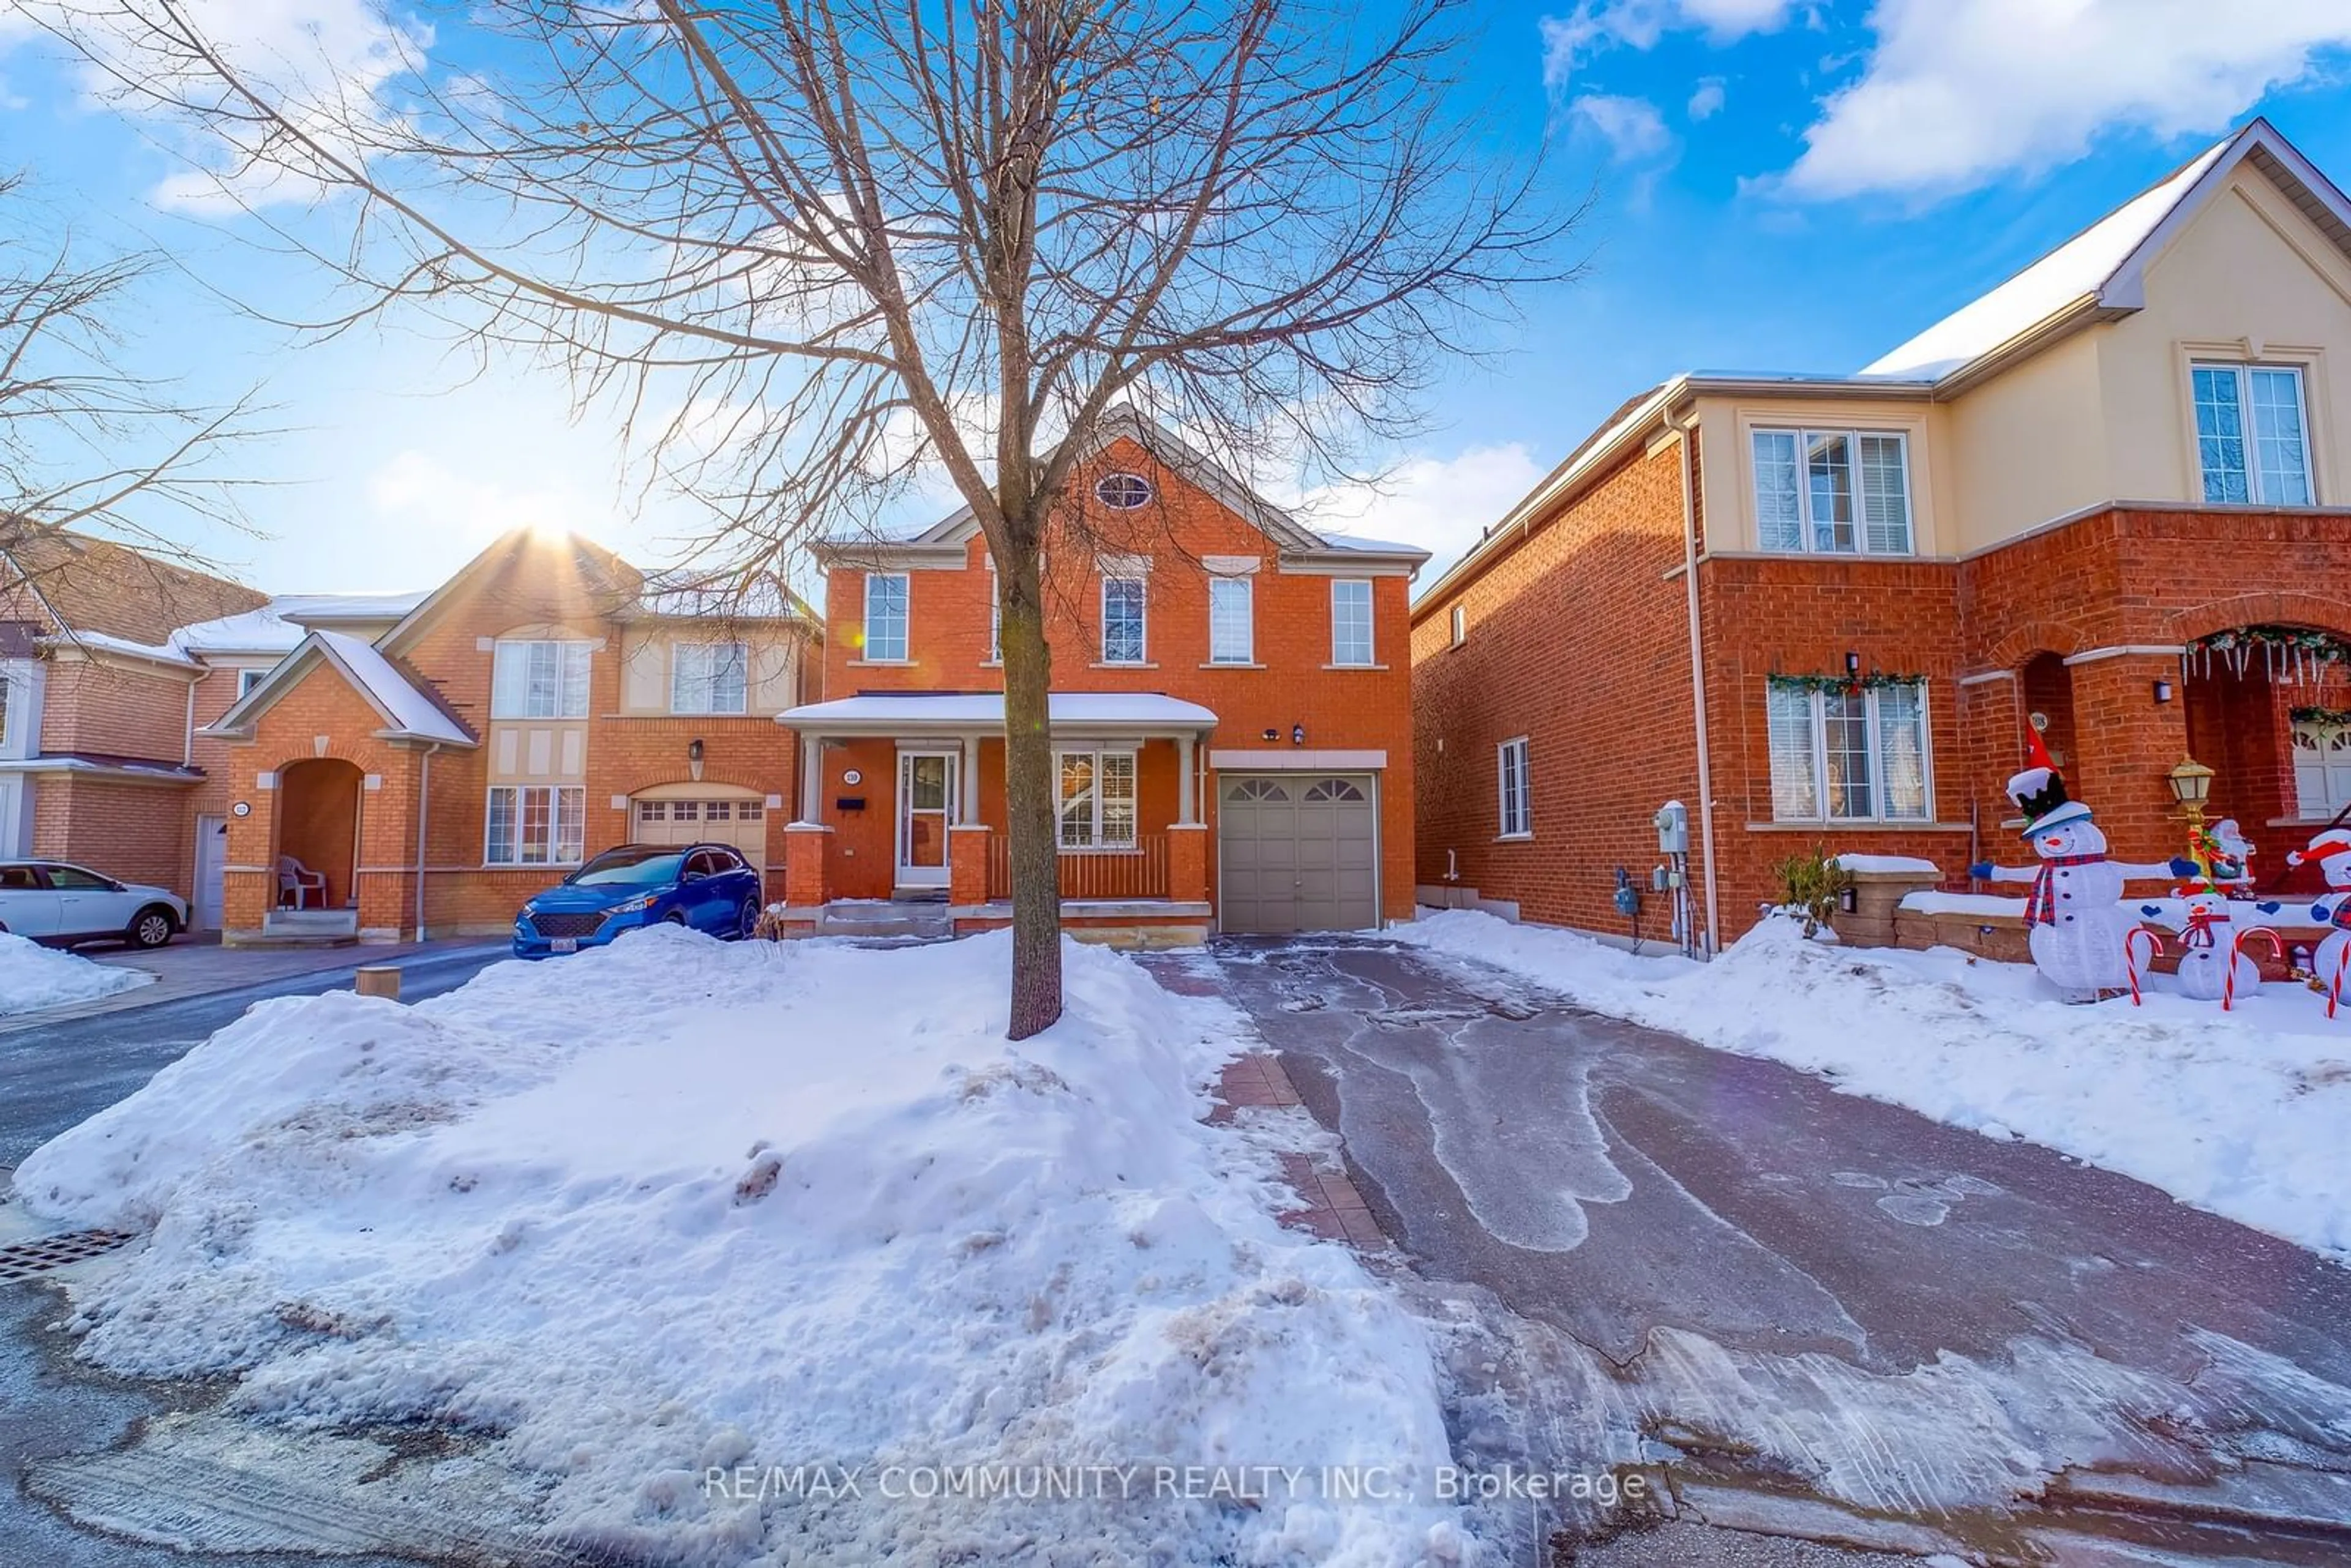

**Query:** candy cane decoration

left=2331, top=943, right=2351, bottom=1022
left=2125, top=926, right=2163, bottom=1007
left=2225, top=928, right=2284, bottom=1012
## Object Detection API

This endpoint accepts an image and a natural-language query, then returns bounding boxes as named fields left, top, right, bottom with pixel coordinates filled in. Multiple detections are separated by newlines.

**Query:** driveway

left=1201, top=935, right=2351, bottom=1566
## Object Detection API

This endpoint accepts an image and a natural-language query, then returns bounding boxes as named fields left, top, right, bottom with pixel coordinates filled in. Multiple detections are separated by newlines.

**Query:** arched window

left=1094, top=473, right=1153, bottom=510
left=1303, top=778, right=1367, bottom=803
left=1226, top=778, right=1288, bottom=802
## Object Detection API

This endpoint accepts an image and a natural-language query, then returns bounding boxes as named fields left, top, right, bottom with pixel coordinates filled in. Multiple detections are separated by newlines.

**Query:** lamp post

left=2167, top=755, right=2217, bottom=882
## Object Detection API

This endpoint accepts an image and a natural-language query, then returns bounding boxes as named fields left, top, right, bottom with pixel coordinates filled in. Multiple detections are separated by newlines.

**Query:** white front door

left=193, top=815, right=228, bottom=931
left=896, top=751, right=958, bottom=888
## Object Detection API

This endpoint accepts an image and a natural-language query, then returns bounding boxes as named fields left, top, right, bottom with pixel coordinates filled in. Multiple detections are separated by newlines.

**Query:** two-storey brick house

left=1413, top=118, right=2351, bottom=951
left=203, top=528, right=814, bottom=943
left=773, top=410, right=1428, bottom=944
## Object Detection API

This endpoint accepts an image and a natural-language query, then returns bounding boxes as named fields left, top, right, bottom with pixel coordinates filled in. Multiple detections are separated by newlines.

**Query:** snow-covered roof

left=1314, top=531, right=1431, bottom=558
left=36, top=628, right=200, bottom=670
left=170, top=604, right=305, bottom=656
left=1863, top=119, right=2351, bottom=383
left=204, top=629, right=477, bottom=747
left=272, top=591, right=432, bottom=623
left=779, top=691, right=1217, bottom=732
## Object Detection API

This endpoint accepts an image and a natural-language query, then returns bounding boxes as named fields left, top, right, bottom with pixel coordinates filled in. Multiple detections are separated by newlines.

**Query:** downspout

left=1670, top=404, right=1722, bottom=955
left=183, top=671, right=203, bottom=765
left=415, top=742, right=441, bottom=941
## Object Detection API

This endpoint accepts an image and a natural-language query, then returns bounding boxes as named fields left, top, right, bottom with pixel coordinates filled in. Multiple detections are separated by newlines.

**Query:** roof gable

left=1863, top=119, right=2351, bottom=385
left=205, top=628, right=476, bottom=747
left=378, top=529, right=642, bottom=656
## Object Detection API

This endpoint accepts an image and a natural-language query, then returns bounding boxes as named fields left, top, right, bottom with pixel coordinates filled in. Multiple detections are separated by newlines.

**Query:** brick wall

left=36, top=656, right=193, bottom=759
left=821, top=436, right=1417, bottom=921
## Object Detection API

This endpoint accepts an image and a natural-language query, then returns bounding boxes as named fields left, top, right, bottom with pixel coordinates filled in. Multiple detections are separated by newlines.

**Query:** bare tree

left=1, top=173, right=258, bottom=583
left=34, top=0, right=1576, bottom=1036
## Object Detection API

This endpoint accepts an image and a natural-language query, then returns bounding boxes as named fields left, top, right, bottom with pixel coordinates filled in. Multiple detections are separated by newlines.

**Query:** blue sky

left=6, top=1, right=2351, bottom=596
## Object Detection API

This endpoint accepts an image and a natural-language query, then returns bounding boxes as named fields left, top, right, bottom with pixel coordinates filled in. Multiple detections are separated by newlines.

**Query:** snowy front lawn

left=1396, top=911, right=2351, bottom=1261
left=16, top=928, right=1461, bottom=1566
left=0, top=931, right=152, bottom=1016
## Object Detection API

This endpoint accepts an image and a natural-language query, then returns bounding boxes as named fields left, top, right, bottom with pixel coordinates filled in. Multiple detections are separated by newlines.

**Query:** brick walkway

left=1213, top=1054, right=1387, bottom=1250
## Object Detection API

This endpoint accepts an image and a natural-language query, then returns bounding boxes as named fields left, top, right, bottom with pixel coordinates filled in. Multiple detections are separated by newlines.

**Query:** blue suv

left=512, top=843, right=763, bottom=958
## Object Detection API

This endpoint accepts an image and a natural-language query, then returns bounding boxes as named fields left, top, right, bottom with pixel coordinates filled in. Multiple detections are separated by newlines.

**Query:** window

left=1101, top=576, right=1147, bottom=663
left=238, top=669, right=266, bottom=697
left=1752, top=429, right=1913, bottom=554
left=1330, top=579, right=1375, bottom=666
left=1095, top=473, right=1152, bottom=509
left=45, top=866, right=114, bottom=891
left=671, top=642, right=748, bottom=715
left=986, top=566, right=1001, bottom=662
left=1450, top=604, right=1467, bottom=648
left=490, top=639, right=591, bottom=719
left=486, top=784, right=586, bottom=865
left=1303, top=778, right=1367, bottom=802
left=1765, top=681, right=1931, bottom=822
left=2193, top=362, right=2312, bottom=505
left=1057, top=749, right=1138, bottom=848
left=863, top=572, right=910, bottom=661
left=1497, top=738, right=1531, bottom=837
left=2294, top=715, right=2351, bottom=817
left=1209, top=576, right=1253, bottom=663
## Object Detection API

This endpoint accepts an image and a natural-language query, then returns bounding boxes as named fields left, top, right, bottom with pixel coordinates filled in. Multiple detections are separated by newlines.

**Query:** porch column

left=960, top=732, right=982, bottom=822
left=798, top=733, right=823, bottom=823
left=1176, top=732, right=1198, bottom=825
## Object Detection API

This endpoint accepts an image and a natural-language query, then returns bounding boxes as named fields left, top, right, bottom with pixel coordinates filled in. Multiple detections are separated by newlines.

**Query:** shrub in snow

left=1768, top=843, right=1852, bottom=940
left=0, top=931, right=152, bottom=1016
left=17, top=925, right=1462, bottom=1566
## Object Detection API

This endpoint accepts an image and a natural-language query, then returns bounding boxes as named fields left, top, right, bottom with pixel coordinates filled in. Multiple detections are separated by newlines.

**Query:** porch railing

left=985, top=833, right=1170, bottom=901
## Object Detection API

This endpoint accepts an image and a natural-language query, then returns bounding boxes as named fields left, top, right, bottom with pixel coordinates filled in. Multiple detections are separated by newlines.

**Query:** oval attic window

left=1094, top=473, right=1153, bottom=510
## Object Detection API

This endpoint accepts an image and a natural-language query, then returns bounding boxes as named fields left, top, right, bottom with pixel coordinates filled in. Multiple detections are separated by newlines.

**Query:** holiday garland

left=2292, top=705, right=2351, bottom=726
left=2188, top=625, right=2351, bottom=682
left=1766, top=670, right=1925, bottom=697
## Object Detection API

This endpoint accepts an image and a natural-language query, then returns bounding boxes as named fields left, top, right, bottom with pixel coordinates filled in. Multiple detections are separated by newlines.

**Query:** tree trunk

left=999, top=547, right=1063, bottom=1039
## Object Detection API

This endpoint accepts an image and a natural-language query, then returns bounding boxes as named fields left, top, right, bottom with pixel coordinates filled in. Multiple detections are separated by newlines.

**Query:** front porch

left=768, top=691, right=1218, bottom=947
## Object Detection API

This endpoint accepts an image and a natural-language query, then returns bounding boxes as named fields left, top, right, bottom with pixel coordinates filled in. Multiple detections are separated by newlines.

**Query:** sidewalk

left=0, top=937, right=509, bottom=1036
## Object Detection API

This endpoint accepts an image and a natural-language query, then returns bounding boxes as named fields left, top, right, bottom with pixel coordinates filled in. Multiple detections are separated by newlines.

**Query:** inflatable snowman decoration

left=2163, top=885, right=2261, bottom=1003
left=2287, top=831, right=2351, bottom=999
left=1973, top=733, right=2186, bottom=1002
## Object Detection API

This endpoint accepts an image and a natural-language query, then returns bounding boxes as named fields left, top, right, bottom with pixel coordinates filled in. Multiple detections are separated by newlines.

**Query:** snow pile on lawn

left=0, top=931, right=152, bottom=1016
left=1397, top=910, right=2351, bottom=1260
left=16, top=927, right=1461, bottom=1566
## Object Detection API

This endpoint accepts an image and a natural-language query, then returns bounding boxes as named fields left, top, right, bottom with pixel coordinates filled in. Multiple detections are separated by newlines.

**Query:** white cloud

left=1296, top=445, right=1550, bottom=579
left=1687, top=77, right=1727, bottom=120
left=1572, top=93, right=1674, bottom=163
left=1539, top=1, right=1794, bottom=99
left=1779, top=0, right=2351, bottom=201
left=366, top=449, right=623, bottom=552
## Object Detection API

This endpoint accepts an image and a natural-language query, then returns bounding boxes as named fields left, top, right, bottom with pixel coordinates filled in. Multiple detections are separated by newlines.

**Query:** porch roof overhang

left=0, top=752, right=204, bottom=786
left=777, top=691, right=1216, bottom=738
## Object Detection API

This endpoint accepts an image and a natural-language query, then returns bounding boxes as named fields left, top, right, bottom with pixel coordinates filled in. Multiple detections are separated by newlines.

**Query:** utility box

left=1654, top=800, right=1690, bottom=856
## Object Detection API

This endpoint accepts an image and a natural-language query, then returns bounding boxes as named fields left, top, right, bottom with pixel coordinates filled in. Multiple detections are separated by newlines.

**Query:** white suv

left=0, top=861, right=187, bottom=950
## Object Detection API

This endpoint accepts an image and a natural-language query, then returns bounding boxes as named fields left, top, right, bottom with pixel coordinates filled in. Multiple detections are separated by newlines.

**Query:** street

left=1, top=943, right=508, bottom=1568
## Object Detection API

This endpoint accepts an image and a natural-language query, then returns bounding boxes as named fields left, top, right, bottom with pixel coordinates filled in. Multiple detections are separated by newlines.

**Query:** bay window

left=1766, top=680, right=1930, bottom=822
left=486, top=784, right=585, bottom=865
left=1056, top=749, right=1138, bottom=849
left=2193, top=362, right=2313, bottom=505
left=1752, top=429, right=1913, bottom=554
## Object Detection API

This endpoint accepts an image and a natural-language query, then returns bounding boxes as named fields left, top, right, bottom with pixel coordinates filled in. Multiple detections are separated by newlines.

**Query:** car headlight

left=610, top=893, right=661, bottom=915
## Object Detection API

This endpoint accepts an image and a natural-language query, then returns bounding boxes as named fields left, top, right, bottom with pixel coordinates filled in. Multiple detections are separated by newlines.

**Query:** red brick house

left=772, top=408, right=1428, bottom=944
left=201, top=530, right=814, bottom=943
left=1412, top=119, right=2351, bottom=951
left=1, top=523, right=267, bottom=922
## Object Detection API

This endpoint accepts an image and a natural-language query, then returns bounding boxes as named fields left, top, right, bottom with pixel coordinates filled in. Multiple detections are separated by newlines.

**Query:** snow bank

left=1396, top=910, right=2351, bottom=1260
left=1831, top=853, right=1940, bottom=875
left=0, top=931, right=152, bottom=1016
left=17, top=927, right=1461, bottom=1566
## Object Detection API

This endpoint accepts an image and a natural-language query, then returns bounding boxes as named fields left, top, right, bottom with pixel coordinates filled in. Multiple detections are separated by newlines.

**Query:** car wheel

left=664, top=910, right=688, bottom=926
left=736, top=895, right=760, bottom=939
left=127, top=905, right=178, bottom=949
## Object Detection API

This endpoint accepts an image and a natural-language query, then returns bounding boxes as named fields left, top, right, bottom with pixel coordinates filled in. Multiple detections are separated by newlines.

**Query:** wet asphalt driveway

left=1198, top=935, right=2351, bottom=1566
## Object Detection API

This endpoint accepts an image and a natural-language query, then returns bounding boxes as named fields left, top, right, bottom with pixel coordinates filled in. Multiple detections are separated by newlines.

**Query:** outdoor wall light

left=1291, top=724, right=1306, bottom=746
left=1261, top=727, right=1279, bottom=743
left=2153, top=678, right=2175, bottom=703
left=688, top=737, right=706, bottom=782
left=1845, top=650, right=1862, bottom=676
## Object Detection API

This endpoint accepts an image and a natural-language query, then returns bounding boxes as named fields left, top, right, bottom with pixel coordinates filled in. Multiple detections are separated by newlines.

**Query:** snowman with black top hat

left=1971, top=727, right=2194, bottom=1002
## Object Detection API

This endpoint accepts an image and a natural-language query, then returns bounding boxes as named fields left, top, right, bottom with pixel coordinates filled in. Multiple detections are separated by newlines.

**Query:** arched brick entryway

left=277, top=758, right=363, bottom=909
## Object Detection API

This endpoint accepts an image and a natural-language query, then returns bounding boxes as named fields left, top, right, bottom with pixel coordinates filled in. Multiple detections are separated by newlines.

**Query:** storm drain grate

left=0, top=1229, right=134, bottom=1283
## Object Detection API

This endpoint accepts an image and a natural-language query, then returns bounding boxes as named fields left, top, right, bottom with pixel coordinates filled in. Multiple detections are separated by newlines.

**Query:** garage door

left=633, top=795, right=768, bottom=868
left=1217, top=773, right=1378, bottom=934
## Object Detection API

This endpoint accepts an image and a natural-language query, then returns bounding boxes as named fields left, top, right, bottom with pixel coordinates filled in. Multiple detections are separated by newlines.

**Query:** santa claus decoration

left=2288, top=830, right=2351, bottom=1008
left=1973, top=728, right=2188, bottom=1002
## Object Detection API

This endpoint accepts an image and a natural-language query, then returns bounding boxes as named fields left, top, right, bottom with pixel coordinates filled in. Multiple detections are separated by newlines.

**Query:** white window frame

left=1765, top=680, right=1934, bottom=824
left=2292, top=713, right=2351, bottom=817
left=2191, top=360, right=2315, bottom=506
left=863, top=572, right=910, bottom=662
left=1750, top=427, right=1914, bottom=555
left=484, top=784, right=587, bottom=866
left=1450, top=604, right=1468, bottom=648
left=1207, top=575, right=1254, bottom=664
left=490, top=639, right=592, bottom=719
left=1330, top=579, right=1376, bottom=666
left=669, top=641, right=749, bottom=715
left=1497, top=735, right=1531, bottom=839
left=237, top=668, right=266, bottom=697
left=1101, top=575, right=1148, bottom=664
left=1055, top=747, right=1139, bottom=849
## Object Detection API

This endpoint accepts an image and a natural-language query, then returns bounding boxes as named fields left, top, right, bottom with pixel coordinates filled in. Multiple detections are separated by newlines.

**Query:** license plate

left=551, top=937, right=578, bottom=954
